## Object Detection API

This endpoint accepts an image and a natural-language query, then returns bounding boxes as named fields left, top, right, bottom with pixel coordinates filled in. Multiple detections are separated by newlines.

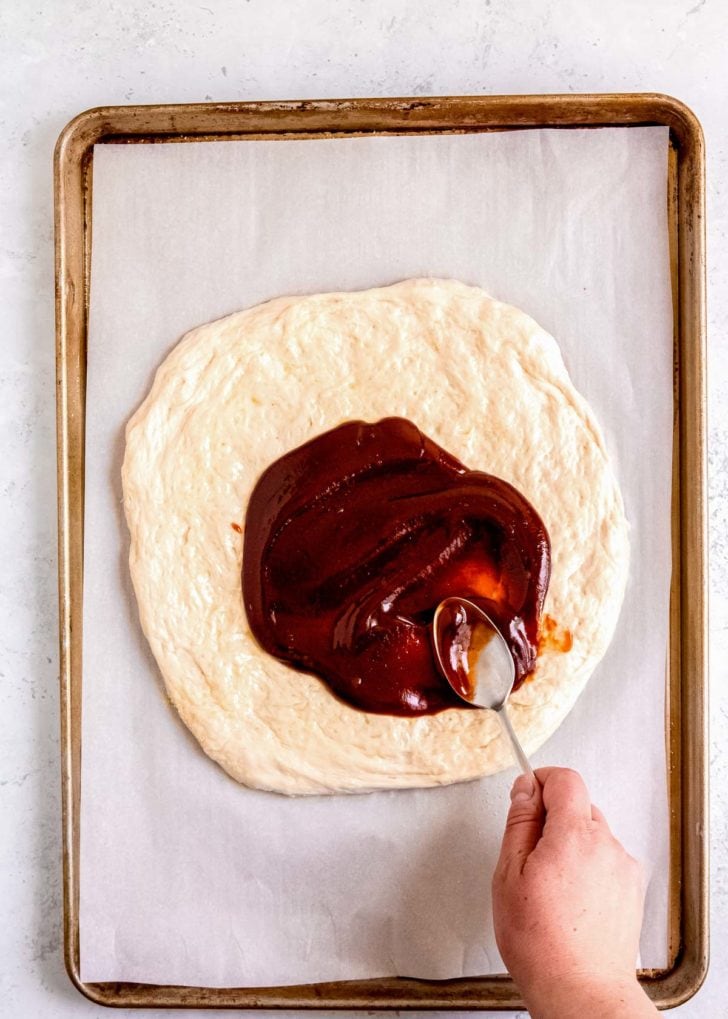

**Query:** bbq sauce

left=242, top=417, right=551, bottom=716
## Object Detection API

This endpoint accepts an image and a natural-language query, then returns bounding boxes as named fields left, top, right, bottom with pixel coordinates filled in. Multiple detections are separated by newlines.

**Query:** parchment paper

left=80, top=127, right=673, bottom=986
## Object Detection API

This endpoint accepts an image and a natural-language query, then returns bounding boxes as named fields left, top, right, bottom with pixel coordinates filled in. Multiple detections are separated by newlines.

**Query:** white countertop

left=1, top=1, right=725, bottom=1016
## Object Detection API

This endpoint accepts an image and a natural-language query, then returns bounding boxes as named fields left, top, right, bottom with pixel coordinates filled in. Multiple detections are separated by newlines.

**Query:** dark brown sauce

left=243, top=417, right=551, bottom=716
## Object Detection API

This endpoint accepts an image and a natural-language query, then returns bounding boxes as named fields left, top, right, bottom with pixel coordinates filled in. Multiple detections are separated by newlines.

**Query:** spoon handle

left=497, top=705, right=535, bottom=780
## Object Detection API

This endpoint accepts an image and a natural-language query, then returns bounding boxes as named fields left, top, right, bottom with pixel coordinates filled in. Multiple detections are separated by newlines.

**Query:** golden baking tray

left=54, top=93, right=707, bottom=1011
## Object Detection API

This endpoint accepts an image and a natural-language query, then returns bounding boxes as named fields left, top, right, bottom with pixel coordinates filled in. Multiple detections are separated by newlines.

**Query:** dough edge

left=122, top=278, right=630, bottom=795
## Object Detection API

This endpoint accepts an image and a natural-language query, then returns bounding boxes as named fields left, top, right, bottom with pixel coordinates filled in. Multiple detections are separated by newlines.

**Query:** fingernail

left=510, top=774, right=536, bottom=804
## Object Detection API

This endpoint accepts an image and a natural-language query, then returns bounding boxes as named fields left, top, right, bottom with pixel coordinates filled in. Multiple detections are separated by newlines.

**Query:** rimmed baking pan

left=55, top=93, right=706, bottom=1010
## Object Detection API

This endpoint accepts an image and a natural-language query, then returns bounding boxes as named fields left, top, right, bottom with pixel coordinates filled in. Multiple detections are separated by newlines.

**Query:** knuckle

left=605, top=832, right=625, bottom=854
left=627, top=853, right=645, bottom=879
left=506, top=809, right=538, bottom=829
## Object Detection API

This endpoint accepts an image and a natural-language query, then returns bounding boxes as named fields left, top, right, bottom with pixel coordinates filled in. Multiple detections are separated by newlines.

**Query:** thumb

left=496, top=774, right=544, bottom=876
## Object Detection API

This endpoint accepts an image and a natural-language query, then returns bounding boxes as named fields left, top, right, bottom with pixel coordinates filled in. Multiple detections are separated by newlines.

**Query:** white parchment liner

left=80, top=127, right=672, bottom=985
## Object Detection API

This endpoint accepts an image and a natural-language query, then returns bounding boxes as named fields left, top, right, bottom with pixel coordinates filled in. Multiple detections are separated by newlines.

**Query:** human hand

left=492, top=767, right=658, bottom=1018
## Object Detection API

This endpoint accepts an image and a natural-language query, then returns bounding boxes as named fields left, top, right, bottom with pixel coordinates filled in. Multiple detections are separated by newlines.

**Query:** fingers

left=590, top=803, right=609, bottom=827
left=535, top=767, right=593, bottom=826
left=535, top=767, right=612, bottom=834
left=496, top=768, right=614, bottom=887
left=495, top=773, right=545, bottom=876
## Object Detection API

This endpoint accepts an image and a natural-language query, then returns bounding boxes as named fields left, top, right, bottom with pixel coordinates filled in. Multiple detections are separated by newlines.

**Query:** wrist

left=520, top=973, right=658, bottom=1019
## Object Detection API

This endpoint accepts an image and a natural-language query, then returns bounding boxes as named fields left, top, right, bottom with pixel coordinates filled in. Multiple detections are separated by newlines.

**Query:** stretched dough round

left=123, top=279, right=629, bottom=795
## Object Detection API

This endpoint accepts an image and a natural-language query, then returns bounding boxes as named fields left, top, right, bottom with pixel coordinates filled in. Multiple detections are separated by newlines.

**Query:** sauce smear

left=243, top=417, right=551, bottom=716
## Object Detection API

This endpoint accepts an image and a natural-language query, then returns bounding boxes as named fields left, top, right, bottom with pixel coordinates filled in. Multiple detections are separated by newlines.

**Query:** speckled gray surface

left=0, top=1, right=725, bottom=1016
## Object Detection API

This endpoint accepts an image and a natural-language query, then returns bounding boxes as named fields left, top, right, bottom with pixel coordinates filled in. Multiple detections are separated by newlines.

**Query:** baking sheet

left=80, top=127, right=673, bottom=986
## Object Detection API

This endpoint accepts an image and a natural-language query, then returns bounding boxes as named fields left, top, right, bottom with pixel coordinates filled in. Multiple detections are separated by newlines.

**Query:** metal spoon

left=432, top=596, right=534, bottom=779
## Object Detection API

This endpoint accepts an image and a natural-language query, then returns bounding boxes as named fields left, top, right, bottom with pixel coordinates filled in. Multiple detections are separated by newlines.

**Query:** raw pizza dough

left=122, top=279, right=629, bottom=795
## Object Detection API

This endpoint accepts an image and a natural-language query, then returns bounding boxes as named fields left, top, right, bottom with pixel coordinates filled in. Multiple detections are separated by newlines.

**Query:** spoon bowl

left=432, top=596, right=534, bottom=778
left=432, top=596, right=515, bottom=710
